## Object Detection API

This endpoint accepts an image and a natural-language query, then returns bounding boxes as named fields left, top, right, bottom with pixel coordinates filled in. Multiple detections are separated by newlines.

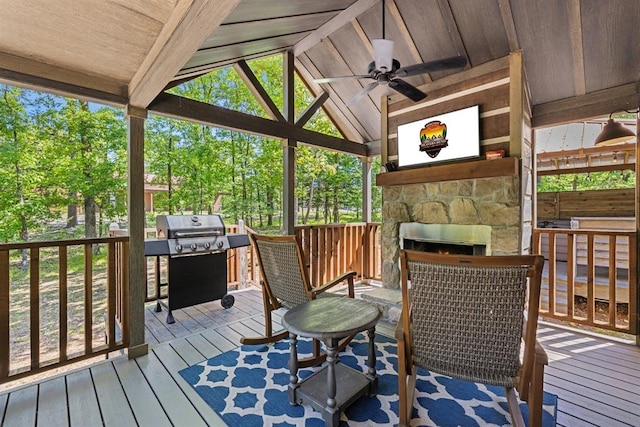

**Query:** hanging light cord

left=608, top=108, right=640, bottom=119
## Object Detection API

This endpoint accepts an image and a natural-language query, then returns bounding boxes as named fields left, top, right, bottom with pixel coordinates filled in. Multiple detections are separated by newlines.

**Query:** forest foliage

left=0, top=55, right=382, bottom=243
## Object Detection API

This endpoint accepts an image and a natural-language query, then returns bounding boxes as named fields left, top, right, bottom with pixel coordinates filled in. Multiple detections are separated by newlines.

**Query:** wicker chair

left=396, top=250, right=548, bottom=427
left=241, top=233, right=356, bottom=367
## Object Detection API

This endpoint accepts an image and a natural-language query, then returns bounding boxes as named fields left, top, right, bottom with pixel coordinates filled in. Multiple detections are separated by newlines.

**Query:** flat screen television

left=396, top=105, right=480, bottom=168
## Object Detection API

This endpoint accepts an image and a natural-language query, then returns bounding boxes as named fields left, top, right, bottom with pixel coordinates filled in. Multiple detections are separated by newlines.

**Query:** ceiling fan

left=314, top=0, right=467, bottom=105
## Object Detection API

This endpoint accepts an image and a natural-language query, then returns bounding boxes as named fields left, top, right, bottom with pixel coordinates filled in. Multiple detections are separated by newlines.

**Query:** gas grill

left=144, top=214, right=250, bottom=323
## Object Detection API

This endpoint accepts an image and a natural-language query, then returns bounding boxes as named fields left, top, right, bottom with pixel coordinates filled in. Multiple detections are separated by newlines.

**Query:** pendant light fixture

left=594, top=109, right=638, bottom=146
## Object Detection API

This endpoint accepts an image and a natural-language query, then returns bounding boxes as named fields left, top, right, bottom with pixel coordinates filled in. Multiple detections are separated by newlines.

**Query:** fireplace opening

left=399, top=222, right=492, bottom=256
left=402, top=238, right=486, bottom=255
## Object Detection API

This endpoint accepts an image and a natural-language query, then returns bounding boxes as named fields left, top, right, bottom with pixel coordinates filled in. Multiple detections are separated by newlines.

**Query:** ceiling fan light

left=594, top=118, right=636, bottom=146
left=372, top=39, right=394, bottom=72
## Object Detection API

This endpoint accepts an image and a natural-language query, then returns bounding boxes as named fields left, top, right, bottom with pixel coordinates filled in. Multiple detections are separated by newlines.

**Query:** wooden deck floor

left=0, top=287, right=639, bottom=426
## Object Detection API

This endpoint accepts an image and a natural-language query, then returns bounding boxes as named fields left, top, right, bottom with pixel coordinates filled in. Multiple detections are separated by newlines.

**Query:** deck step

left=360, top=288, right=402, bottom=324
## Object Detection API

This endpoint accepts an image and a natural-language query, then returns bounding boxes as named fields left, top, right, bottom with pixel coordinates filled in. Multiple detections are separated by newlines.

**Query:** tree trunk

left=303, top=178, right=314, bottom=224
left=66, top=200, right=78, bottom=228
left=266, top=188, right=274, bottom=226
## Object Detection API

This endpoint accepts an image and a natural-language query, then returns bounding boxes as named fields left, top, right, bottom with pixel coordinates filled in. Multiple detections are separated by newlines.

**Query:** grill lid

left=157, top=214, right=226, bottom=239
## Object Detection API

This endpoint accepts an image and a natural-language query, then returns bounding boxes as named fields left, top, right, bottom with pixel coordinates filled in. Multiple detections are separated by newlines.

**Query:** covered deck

left=1, top=288, right=639, bottom=426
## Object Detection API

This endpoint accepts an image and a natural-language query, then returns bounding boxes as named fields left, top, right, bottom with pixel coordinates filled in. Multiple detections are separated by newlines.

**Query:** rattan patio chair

left=241, top=233, right=356, bottom=367
left=396, top=250, right=548, bottom=427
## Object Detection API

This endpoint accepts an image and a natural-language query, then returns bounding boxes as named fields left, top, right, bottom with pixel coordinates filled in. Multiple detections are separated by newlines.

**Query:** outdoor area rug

left=179, top=333, right=557, bottom=426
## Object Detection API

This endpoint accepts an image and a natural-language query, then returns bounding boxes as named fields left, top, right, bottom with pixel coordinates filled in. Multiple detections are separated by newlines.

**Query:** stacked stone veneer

left=381, top=175, right=522, bottom=289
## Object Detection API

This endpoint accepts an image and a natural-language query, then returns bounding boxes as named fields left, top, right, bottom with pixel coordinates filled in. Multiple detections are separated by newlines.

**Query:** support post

left=125, top=105, right=149, bottom=359
left=362, top=158, right=372, bottom=223
left=283, top=51, right=296, bottom=235
left=636, top=110, right=640, bottom=346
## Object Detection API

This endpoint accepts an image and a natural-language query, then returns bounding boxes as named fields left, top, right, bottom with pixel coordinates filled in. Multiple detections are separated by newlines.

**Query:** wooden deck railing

left=532, top=228, right=638, bottom=335
left=239, top=222, right=382, bottom=289
left=294, top=222, right=382, bottom=285
left=0, top=237, right=129, bottom=384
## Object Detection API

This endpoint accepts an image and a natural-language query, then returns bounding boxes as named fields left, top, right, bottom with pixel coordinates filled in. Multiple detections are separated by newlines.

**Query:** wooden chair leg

left=505, top=387, right=526, bottom=427
left=528, top=358, right=545, bottom=427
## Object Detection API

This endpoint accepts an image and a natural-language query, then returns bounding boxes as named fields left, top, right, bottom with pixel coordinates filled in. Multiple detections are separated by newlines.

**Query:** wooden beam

left=149, top=92, right=367, bottom=156
left=568, top=0, right=586, bottom=96
left=387, top=0, right=430, bottom=85
left=376, top=157, right=519, bottom=187
left=498, top=0, right=520, bottom=52
left=436, top=0, right=470, bottom=66
left=532, top=83, right=640, bottom=128
left=0, top=56, right=127, bottom=106
left=129, top=0, right=241, bottom=108
left=296, top=92, right=329, bottom=127
left=537, top=162, right=634, bottom=176
left=234, top=60, right=286, bottom=122
left=292, top=0, right=379, bottom=56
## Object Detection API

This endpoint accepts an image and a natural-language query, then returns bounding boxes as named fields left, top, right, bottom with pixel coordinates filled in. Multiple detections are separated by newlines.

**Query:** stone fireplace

left=381, top=175, right=523, bottom=289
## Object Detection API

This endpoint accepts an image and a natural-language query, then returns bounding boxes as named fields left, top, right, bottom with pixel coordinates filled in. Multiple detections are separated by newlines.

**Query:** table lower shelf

left=291, top=363, right=376, bottom=425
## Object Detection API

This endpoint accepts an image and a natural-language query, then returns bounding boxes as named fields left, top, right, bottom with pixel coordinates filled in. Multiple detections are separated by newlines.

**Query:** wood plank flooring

left=0, top=287, right=638, bottom=426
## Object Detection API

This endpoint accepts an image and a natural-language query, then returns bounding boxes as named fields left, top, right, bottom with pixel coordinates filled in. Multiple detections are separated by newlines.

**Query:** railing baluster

left=608, top=235, right=617, bottom=326
left=566, top=233, right=575, bottom=320
left=0, top=250, right=10, bottom=380
left=30, top=247, right=40, bottom=370
left=586, top=234, right=595, bottom=324
left=548, top=232, right=556, bottom=315
left=59, top=245, right=68, bottom=362
left=84, top=244, right=93, bottom=355
left=107, top=241, right=116, bottom=347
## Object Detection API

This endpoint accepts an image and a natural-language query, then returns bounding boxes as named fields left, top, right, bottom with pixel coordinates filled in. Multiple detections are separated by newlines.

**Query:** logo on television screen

left=419, top=121, right=448, bottom=158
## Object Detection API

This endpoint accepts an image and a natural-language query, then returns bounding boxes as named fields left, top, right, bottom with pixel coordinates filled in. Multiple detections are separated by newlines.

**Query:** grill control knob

left=204, top=242, right=211, bottom=249
left=190, top=243, right=198, bottom=251
left=175, top=244, right=183, bottom=253
left=217, top=241, right=224, bottom=249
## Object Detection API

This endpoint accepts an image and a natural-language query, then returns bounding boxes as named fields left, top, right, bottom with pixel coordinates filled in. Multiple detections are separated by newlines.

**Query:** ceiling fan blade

left=314, top=75, right=372, bottom=84
left=395, top=56, right=468, bottom=78
left=388, top=78, right=427, bottom=102
left=347, top=81, right=379, bottom=106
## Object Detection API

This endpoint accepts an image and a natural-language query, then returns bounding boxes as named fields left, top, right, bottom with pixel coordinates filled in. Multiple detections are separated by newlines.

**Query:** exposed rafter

left=498, top=0, right=520, bottom=52
left=233, top=60, right=286, bottom=122
left=129, top=0, right=240, bottom=108
left=567, top=0, right=586, bottom=96
left=292, top=0, right=379, bottom=56
left=296, top=92, right=330, bottom=127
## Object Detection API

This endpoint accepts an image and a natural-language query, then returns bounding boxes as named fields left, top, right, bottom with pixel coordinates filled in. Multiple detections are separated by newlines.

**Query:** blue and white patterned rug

left=179, top=333, right=557, bottom=426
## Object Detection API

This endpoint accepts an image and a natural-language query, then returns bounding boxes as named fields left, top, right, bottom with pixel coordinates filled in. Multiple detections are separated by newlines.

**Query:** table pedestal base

left=288, top=330, right=378, bottom=427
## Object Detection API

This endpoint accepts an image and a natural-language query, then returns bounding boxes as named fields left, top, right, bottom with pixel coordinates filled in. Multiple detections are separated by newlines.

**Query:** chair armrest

left=312, top=271, right=356, bottom=296
left=395, top=315, right=405, bottom=341
left=534, top=339, right=548, bottom=365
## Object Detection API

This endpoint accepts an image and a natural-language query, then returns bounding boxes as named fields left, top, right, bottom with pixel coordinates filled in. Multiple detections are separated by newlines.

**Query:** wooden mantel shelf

left=375, top=157, right=520, bottom=187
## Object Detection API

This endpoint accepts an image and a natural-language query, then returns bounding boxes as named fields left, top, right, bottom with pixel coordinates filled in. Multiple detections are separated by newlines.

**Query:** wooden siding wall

left=385, top=57, right=512, bottom=164
left=538, top=189, right=635, bottom=220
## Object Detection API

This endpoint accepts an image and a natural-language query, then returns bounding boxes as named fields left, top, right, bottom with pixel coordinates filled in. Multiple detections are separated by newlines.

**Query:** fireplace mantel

left=375, top=157, right=519, bottom=187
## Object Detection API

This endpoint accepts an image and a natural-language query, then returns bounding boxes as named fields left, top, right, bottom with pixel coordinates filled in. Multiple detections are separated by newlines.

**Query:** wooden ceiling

left=1, top=0, right=639, bottom=151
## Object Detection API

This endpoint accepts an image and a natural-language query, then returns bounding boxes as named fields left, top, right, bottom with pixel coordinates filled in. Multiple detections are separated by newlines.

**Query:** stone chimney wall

left=381, top=175, right=522, bottom=288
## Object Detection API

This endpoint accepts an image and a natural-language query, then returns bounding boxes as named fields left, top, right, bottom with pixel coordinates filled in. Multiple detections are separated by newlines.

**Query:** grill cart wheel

left=221, top=294, right=235, bottom=309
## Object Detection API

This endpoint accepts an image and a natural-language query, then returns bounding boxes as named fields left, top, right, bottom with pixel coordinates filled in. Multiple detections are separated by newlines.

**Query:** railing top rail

left=533, top=228, right=636, bottom=236
left=0, top=236, right=129, bottom=251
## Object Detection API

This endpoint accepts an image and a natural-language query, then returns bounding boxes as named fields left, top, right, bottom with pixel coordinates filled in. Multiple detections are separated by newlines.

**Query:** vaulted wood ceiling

left=1, top=0, right=639, bottom=155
